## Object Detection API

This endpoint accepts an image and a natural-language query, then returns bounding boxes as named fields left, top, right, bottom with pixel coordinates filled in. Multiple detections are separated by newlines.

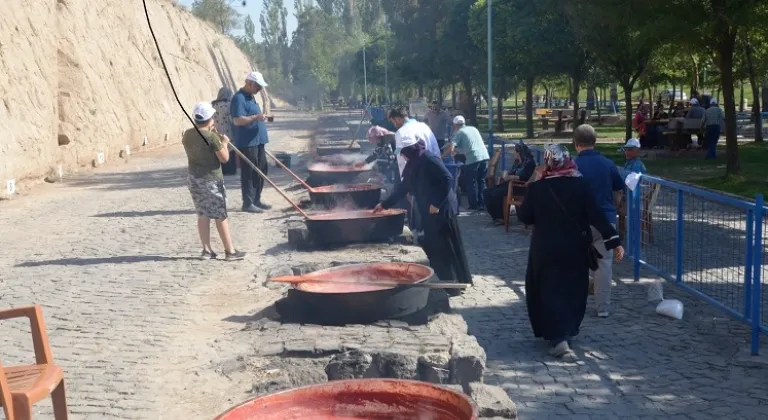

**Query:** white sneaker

left=597, top=311, right=610, bottom=318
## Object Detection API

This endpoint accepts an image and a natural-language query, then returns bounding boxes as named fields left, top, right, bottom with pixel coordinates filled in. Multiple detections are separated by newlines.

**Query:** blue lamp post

left=487, top=0, right=494, bottom=156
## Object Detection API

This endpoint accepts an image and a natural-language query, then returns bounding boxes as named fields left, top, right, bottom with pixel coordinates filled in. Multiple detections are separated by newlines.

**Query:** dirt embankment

left=0, top=0, right=285, bottom=191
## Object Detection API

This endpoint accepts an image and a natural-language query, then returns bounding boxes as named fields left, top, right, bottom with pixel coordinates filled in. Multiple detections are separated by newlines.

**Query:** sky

left=177, top=0, right=298, bottom=41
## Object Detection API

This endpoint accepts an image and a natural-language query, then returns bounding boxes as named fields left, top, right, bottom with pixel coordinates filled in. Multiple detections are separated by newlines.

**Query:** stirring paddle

left=264, top=150, right=315, bottom=192
left=269, top=275, right=470, bottom=290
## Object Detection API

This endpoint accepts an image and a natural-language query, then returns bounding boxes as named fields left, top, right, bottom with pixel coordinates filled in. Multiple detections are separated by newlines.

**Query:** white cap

left=396, top=133, right=419, bottom=149
left=622, top=138, right=641, bottom=149
left=710, top=98, right=718, bottom=105
left=690, top=98, right=699, bottom=105
left=193, top=102, right=216, bottom=123
left=246, top=71, right=268, bottom=87
left=453, top=115, right=466, bottom=125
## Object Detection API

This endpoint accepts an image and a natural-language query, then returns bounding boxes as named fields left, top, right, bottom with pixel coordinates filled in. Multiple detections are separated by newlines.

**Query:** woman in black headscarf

left=375, top=135, right=472, bottom=289
left=483, top=142, right=537, bottom=222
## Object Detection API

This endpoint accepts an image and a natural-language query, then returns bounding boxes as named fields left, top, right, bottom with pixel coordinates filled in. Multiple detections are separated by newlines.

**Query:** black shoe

left=255, top=201, right=272, bottom=210
left=200, top=249, right=217, bottom=260
left=225, top=250, right=247, bottom=261
left=242, top=205, right=263, bottom=213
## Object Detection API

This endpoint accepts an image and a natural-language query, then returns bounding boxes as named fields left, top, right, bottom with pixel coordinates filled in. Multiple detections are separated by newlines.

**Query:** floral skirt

left=188, top=175, right=228, bottom=220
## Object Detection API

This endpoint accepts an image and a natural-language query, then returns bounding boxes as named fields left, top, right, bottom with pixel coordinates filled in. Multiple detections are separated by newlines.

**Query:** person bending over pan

left=181, top=102, right=247, bottom=261
left=374, top=133, right=472, bottom=293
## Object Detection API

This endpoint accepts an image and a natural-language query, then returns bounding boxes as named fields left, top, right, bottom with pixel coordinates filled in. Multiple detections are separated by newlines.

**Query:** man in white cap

left=181, top=102, right=247, bottom=261
left=621, top=138, right=646, bottom=175
left=686, top=98, right=704, bottom=119
left=231, top=71, right=272, bottom=213
left=442, top=115, right=490, bottom=210
left=702, top=98, right=724, bottom=160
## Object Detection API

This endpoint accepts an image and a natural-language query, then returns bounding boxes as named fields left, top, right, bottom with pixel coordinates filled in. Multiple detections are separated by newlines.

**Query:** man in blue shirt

left=573, top=125, right=625, bottom=318
left=231, top=71, right=271, bottom=213
left=621, top=138, right=647, bottom=176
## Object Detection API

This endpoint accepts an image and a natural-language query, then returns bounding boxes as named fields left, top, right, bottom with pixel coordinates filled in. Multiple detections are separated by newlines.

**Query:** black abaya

left=381, top=152, right=472, bottom=285
left=516, top=176, right=620, bottom=342
left=483, top=159, right=536, bottom=221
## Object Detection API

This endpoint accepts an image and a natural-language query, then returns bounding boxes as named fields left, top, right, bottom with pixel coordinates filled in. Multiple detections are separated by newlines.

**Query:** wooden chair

left=485, top=149, right=502, bottom=188
left=503, top=180, right=530, bottom=232
left=1, top=305, right=68, bottom=420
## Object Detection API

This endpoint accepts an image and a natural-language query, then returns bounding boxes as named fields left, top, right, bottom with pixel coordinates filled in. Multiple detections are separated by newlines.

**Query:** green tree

left=566, top=0, right=660, bottom=141
left=191, top=0, right=241, bottom=34
left=260, top=0, right=290, bottom=82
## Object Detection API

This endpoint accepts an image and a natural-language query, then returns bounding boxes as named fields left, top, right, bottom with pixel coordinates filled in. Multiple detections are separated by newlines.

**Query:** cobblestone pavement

left=453, top=209, right=768, bottom=420
left=0, top=111, right=327, bottom=419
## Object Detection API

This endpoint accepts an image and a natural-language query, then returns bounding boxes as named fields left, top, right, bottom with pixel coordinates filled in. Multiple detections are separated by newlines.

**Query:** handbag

left=547, top=187, right=602, bottom=271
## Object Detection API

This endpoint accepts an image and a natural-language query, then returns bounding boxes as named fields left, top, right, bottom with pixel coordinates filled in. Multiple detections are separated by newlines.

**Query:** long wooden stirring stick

left=264, top=150, right=315, bottom=192
left=228, top=144, right=310, bottom=219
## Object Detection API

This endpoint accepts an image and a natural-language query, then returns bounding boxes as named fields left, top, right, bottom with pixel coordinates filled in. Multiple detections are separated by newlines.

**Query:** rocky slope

left=0, top=0, right=275, bottom=191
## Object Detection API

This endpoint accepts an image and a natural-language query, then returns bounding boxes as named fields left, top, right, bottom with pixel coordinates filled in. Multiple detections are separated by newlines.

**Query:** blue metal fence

left=622, top=175, right=766, bottom=355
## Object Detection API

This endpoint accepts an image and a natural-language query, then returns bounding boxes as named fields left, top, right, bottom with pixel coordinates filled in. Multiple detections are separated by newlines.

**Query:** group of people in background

left=634, top=96, right=724, bottom=159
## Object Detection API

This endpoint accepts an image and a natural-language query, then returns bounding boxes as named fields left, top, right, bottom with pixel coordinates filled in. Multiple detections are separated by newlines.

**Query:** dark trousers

left=240, top=144, right=268, bottom=208
left=705, top=125, right=720, bottom=160
left=463, top=160, right=488, bottom=209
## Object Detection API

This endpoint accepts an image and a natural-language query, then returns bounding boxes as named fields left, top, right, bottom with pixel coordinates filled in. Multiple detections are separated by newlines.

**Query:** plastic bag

left=656, top=299, right=684, bottom=320
left=647, top=280, right=664, bottom=302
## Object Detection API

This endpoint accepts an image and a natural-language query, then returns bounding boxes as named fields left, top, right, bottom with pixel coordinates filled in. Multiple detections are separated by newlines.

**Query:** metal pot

left=215, top=378, right=478, bottom=420
left=304, top=209, right=405, bottom=246
left=308, top=183, right=383, bottom=209
left=307, top=163, right=371, bottom=186
left=286, top=262, right=434, bottom=325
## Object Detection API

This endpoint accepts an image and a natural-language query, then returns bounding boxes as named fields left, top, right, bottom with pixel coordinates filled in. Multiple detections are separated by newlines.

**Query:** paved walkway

left=453, top=210, right=768, bottom=420
left=0, top=111, right=318, bottom=419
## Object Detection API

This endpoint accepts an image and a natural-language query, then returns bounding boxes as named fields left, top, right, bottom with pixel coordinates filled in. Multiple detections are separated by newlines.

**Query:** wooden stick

left=264, top=150, right=314, bottom=192
left=229, top=145, right=310, bottom=219
left=269, top=275, right=470, bottom=290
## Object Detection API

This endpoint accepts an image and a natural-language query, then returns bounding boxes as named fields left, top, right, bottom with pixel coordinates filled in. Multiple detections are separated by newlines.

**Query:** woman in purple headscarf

left=516, top=144, right=624, bottom=359
left=375, top=133, right=472, bottom=291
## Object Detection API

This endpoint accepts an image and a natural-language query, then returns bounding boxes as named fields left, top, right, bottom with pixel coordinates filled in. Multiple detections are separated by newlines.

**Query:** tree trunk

left=526, top=76, right=535, bottom=138
left=571, top=76, right=581, bottom=121
left=621, top=80, right=635, bottom=140
left=595, top=87, right=603, bottom=125
left=718, top=37, right=740, bottom=175
left=586, top=85, right=595, bottom=110
left=497, top=74, right=506, bottom=132
left=762, top=77, right=768, bottom=113
left=418, top=84, right=424, bottom=97
left=515, top=86, right=519, bottom=123
left=452, top=84, right=457, bottom=109
left=462, top=77, right=477, bottom=126
left=740, top=82, right=745, bottom=112
left=691, top=55, right=700, bottom=95
left=745, top=43, right=764, bottom=142
left=670, top=83, right=676, bottom=113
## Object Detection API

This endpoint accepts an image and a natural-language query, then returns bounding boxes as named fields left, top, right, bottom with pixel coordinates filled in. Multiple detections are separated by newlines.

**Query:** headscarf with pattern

left=541, top=144, right=581, bottom=179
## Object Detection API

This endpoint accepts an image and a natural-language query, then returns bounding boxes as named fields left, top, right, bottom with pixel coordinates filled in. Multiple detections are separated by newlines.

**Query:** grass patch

left=475, top=116, right=627, bottom=140
left=592, top=142, right=768, bottom=199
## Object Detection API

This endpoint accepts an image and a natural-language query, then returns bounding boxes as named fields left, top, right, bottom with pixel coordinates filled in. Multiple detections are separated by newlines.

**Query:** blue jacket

left=574, top=149, right=624, bottom=224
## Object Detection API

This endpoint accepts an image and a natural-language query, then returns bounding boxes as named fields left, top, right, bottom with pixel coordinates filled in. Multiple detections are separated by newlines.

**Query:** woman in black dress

left=516, top=144, right=624, bottom=359
left=375, top=135, right=472, bottom=289
left=483, top=142, right=536, bottom=222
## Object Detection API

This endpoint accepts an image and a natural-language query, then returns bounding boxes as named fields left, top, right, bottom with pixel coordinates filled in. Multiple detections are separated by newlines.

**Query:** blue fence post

left=751, top=194, right=764, bottom=356
left=625, top=188, right=633, bottom=256
left=744, top=209, right=754, bottom=321
left=675, top=190, right=684, bottom=283
left=632, top=180, right=642, bottom=282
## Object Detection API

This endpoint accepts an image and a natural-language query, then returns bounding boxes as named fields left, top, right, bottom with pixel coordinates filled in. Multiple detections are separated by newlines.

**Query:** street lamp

left=487, top=0, right=494, bottom=155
